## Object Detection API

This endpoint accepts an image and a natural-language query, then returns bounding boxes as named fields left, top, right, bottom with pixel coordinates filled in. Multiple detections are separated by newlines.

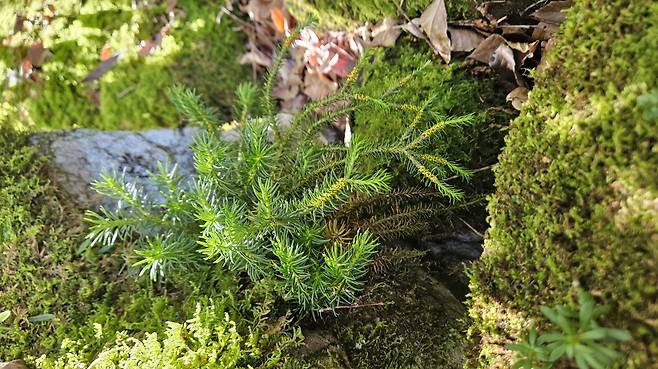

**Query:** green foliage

left=0, top=0, right=248, bottom=131
left=84, top=34, right=475, bottom=314
left=288, top=0, right=479, bottom=29
left=467, top=1, right=658, bottom=368
left=353, top=42, right=508, bottom=184
left=508, top=291, right=631, bottom=369
left=0, top=128, right=197, bottom=361
left=34, top=298, right=304, bottom=369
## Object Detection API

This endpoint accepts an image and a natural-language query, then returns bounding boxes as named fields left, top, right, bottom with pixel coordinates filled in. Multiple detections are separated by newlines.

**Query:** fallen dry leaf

left=26, top=42, right=46, bottom=67
left=506, top=86, right=529, bottom=110
left=448, top=27, right=485, bottom=52
left=468, top=34, right=506, bottom=64
left=0, top=360, right=29, bottom=369
left=419, top=0, right=451, bottom=63
left=531, top=1, right=571, bottom=25
left=303, top=72, right=337, bottom=100
left=243, top=0, right=283, bottom=23
left=537, top=38, right=557, bottom=72
left=240, top=49, right=272, bottom=67
left=532, top=22, right=560, bottom=41
left=489, top=43, right=515, bottom=72
left=403, top=18, right=426, bottom=39
left=270, top=7, right=287, bottom=33
left=370, top=17, right=402, bottom=47
left=517, top=40, right=540, bottom=65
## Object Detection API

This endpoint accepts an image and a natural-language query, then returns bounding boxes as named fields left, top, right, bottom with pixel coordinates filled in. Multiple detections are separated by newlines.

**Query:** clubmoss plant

left=84, top=29, right=476, bottom=315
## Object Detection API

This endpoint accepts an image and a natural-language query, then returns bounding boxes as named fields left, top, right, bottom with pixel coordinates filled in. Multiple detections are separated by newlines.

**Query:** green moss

left=300, top=266, right=467, bottom=369
left=289, top=0, right=479, bottom=29
left=0, top=128, right=199, bottom=360
left=0, top=0, right=248, bottom=131
left=466, top=1, right=658, bottom=368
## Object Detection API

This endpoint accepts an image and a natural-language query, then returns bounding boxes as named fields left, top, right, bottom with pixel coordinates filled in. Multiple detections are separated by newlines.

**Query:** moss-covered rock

left=466, top=1, right=658, bottom=367
left=0, top=128, right=192, bottom=360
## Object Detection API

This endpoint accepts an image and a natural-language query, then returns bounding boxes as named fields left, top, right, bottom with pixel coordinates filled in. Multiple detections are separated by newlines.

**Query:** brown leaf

left=26, top=42, right=46, bottom=67
left=516, top=40, right=540, bottom=66
left=370, top=17, right=402, bottom=48
left=273, top=55, right=303, bottom=101
left=403, top=18, right=426, bottom=39
left=530, top=1, right=571, bottom=25
left=506, top=86, right=529, bottom=110
left=532, top=22, right=560, bottom=41
left=467, top=34, right=506, bottom=64
left=239, top=50, right=272, bottom=68
left=243, top=0, right=284, bottom=24
left=303, top=72, right=337, bottom=100
left=1, top=360, right=29, bottom=369
left=448, top=27, right=485, bottom=52
left=280, top=94, right=306, bottom=113
left=419, top=0, right=451, bottom=63
left=270, top=7, right=287, bottom=33
left=537, top=38, right=557, bottom=72
left=328, top=50, right=356, bottom=77
left=489, top=44, right=515, bottom=72
left=13, top=15, right=25, bottom=34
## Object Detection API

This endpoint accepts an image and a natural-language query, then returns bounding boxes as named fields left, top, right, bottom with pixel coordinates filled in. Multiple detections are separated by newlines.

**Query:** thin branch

left=318, top=301, right=394, bottom=313
left=458, top=216, right=485, bottom=238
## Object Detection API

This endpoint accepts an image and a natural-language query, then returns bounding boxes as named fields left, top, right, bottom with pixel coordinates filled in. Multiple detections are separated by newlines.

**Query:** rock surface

left=30, top=127, right=204, bottom=208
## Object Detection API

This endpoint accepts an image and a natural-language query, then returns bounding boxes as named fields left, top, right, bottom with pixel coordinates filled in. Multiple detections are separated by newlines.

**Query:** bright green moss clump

left=0, top=0, right=248, bottom=131
left=467, top=1, right=658, bottom=368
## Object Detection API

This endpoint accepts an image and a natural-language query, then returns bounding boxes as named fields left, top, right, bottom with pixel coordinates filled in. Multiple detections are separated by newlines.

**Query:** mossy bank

left=467, top=0, right=658, bottom=367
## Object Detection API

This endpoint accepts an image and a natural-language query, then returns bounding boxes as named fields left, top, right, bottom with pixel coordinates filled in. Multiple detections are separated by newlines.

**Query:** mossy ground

left=297, top=257, right=468, bottom=369
left=0, top=129, right=182, bottom=360
left=0, top=0, right=248, bottom=131
left=466, top=1, right=658, bottom=368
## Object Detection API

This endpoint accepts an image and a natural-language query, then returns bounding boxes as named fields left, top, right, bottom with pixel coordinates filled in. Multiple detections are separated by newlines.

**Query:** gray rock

left=424, top=231, right=484, bottom=261
left=30, top=127, right=202, bottom=208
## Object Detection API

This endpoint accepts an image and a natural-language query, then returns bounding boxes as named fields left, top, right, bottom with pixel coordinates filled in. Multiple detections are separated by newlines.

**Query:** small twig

left=117, top=85, right=137, bottom=98
left=219, top=6, right=255, bottom=30
left=459, top=216, right=485, bottom=238
left=444, top=164, right=494, bottom=182
left=521, top=0, right=552, bottom=16
left=318, top=301, right=394, bottom=313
